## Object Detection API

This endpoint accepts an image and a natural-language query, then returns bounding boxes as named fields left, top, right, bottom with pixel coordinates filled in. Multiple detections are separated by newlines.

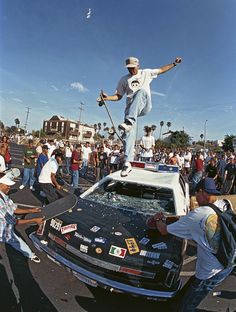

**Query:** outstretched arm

left=97, top=90, right=123, bottom=102
left=158, top=57, right=182, bottom=74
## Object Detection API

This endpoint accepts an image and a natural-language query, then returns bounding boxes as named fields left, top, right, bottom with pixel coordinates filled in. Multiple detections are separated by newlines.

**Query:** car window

left=84, top=179, right=175, bottom=215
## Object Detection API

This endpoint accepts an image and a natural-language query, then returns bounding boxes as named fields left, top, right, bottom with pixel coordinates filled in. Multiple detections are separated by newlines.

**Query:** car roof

left=110, top=168, right=180, bottom=189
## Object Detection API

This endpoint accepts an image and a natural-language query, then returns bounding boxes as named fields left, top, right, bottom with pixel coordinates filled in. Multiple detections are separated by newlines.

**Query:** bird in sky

left=86, top=8, right=91, bottom=19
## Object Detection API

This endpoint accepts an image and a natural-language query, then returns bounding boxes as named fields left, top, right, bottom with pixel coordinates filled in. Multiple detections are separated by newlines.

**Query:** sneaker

left=30, top=253, right=41, bottom=263
left=118, top=122, right=133, bottom=132
left=30, top=186, right=35, bottom=191
left=19, top=184, right=25, bottom=190
left=121, top=162, right=132, bottom=177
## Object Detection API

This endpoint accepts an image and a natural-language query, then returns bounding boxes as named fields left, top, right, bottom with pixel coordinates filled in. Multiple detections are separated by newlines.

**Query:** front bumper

left=30, top=232, right=181, bottom=300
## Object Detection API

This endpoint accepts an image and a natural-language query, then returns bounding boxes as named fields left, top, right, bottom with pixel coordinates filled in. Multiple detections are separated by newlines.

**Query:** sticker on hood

left=152, top=242, right=167, bottom=250
left=50, top=218, right=63, bottom=231
left=94, top=237, right=107, bottom=244
left=61, top=224, right=77, bottom=235
left=139, top=237, right=150, bottom=245
left=125, top=238, right=140, bottom=254
left=109, top=245, right=127, bottom=259
left=140, top=250, right=160, bottom=259
left=74, top=232, right=92, bottom=243
left=80, top=244, right=88, bottom=253
left=90, top=226, right=101, bottom=233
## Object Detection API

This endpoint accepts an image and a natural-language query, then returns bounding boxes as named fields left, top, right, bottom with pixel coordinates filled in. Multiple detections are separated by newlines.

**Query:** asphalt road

left=0, top=143, right=236, bottom=312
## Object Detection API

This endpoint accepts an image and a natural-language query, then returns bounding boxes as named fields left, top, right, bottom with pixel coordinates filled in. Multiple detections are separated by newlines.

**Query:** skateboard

left=97, top=91, right=124, bottom=142
left=25, top=193, right=78, bottom=221
left=5, top=168, right=21, bottom=179
left=222, top=177, right=235, bottom=195
left=56, top=176, right=75, bottom=196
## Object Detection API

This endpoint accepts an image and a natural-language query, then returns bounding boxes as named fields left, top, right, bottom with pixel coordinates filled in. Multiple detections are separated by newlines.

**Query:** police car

left=30, top=162, right=190, bottom=300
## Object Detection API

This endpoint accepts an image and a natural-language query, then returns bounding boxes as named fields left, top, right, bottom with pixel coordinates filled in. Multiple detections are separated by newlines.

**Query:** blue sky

left=1, top=0, right=236, bottom=141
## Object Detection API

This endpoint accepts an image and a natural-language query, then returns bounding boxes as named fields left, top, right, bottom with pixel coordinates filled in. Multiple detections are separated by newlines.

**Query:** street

left=0, top=143, right=236, bottom=312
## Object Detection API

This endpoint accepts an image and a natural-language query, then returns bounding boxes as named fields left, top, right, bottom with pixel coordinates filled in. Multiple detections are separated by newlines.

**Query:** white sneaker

left=118, top=122, right=133, bottom=132
left=19, top=185, right=25, bottom=190
left=121, top=162, right=132, bottom=177
left=30, top=253, right=41, bottom=263
left=30, top=186, right=35, bottom=191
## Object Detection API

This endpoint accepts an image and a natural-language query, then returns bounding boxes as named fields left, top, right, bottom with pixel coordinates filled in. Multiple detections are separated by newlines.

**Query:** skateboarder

left=98, top=56, right=182, bottom=176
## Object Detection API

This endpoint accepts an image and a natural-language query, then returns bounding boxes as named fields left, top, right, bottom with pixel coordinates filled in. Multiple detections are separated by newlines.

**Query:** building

left=43, top=115, right=95, bottom=143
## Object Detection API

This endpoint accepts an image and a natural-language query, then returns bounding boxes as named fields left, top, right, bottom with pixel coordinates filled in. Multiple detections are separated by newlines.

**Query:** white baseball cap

left=0, top=174, right=15, bottom=186
left=125, top=57, right=139, bottom=68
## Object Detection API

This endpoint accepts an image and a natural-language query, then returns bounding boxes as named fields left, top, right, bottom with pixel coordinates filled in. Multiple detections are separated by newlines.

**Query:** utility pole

left=203, top=119, right=208, bottom=152
left=77, top=102, right=85, bottom=142
left=24, top=107, right=31, bottom=134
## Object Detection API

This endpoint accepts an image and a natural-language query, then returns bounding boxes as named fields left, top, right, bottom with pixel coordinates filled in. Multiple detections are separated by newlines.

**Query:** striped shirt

left=0, top=191, right=17, bottom=242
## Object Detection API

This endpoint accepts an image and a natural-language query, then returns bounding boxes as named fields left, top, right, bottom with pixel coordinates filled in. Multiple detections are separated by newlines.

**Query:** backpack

left=208, top=201, right=236, bottom=268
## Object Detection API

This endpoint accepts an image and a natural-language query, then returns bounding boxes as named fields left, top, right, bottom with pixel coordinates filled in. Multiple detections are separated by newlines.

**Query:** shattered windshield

left=84, top=179, right=175, bottom=215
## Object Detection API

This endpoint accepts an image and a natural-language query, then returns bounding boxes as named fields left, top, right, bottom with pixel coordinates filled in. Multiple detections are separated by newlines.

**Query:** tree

left=167, top=121, right=172, bottom=131
left=98, top=123, right=102, bottom=133
left=14, top=118, right=20, bottom=129
left=222, top=134, right=236, bottom=152
left=169, top=130, right=191, bottom=148
left=93, top=124, right=98, bottom=133
left=159, top=121, right=164, bottom=139
left=151, top=125, right=157, bottom=132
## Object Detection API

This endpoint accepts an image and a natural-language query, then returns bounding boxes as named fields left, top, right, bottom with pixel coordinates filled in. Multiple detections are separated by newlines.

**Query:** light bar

left=157, top=164, right=179, bottom=173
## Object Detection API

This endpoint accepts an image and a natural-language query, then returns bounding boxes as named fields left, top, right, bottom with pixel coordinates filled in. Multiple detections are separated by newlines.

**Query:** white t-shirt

left=167, top=200, right=227, bottom=280
left=140, top=136, right=155, bottom=157
left=110, top=149, right=120, bottom=164
left=47, top=144, right=56, bottom=158
left=184, top=152, right=192, bottom=168
left=65, top=146, right=72, bottom=158
left=82, top=146, right=92, bottom=160
left=116, top=68, right=160, bottom=105
left=38, top=158, right=58, bottom=184
left=0, top=155, right=6, bottom=172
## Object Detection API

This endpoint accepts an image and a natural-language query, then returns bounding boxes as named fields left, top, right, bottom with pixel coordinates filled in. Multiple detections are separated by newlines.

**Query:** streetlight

left=203, top=119, right=208, bottom=152
left=77, top=102, right=85, bottom=142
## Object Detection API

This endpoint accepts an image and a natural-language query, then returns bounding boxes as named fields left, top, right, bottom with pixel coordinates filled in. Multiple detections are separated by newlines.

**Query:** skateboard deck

left=25, top=194, right=78, bottom=221
left=5, top=168, right=21, bottom=179
left=222, top=177, right=235, bottom=195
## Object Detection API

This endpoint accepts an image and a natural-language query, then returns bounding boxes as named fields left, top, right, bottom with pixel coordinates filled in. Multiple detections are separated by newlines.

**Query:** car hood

left=43, top=198, right=184, bottom=272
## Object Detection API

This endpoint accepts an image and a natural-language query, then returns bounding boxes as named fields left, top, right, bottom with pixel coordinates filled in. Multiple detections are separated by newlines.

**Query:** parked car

left=30, top=162, right=190, bottom=300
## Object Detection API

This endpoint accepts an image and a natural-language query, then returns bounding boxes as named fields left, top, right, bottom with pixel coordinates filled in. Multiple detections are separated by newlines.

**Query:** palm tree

left=167, top=121, right=172, bottom=132
left=200, top=133, right=204, bottom=141
left=98, top=122, right=102, bottom=134
left=93, top=124, right=98, bottom=133
left=159, top=121, right=164, bottom=139
left=151, top=124, right=157, bottom=132
left=14, top=118, right=20, bottom=129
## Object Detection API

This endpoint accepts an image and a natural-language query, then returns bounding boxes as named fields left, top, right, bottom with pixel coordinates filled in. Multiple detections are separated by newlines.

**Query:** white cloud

left=51, top=85, right=59, bottom=91
left=12, top=97, right=23, bottom=103
left=40, top=100, right=48, bottom=104
left=70, top=82, right=88, bottom=93
left=151, top=90, right=166, bottom=97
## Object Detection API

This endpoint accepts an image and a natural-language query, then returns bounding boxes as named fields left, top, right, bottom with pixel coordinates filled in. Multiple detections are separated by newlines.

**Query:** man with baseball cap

left=98, top=56, right=182, bottom=176
left=0, top=172, right=43, bottom=263
left=146, top=177, right=233, bottom=311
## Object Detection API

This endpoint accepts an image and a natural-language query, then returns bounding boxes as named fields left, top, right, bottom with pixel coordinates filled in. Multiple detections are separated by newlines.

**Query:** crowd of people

left=0, top=135, right=236, bottom=197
